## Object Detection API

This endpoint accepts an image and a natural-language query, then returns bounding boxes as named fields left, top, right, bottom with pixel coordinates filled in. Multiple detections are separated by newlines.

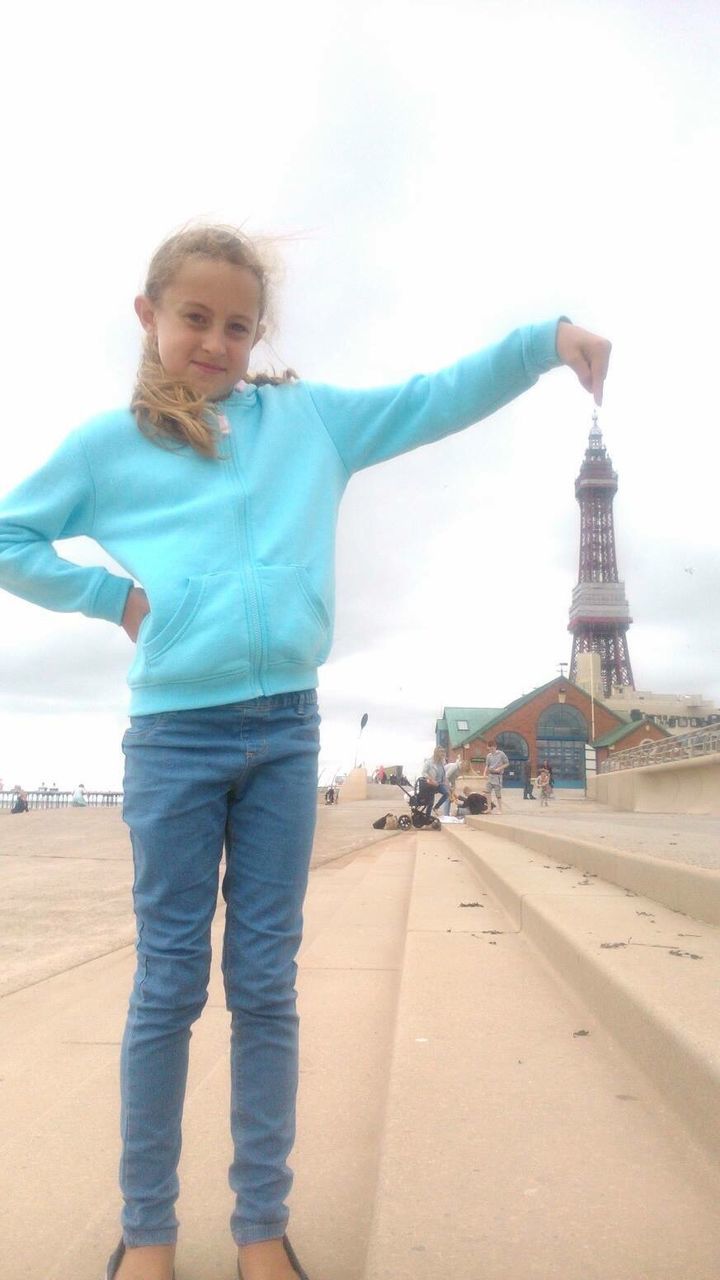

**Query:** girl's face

left=135, top=255, right=264, bottom=400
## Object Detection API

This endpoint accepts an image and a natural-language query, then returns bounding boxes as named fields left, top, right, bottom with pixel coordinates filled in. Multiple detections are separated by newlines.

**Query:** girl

left=537, top=765, right=552, bottom=806
left=0, top=224, right=611, bottom=1280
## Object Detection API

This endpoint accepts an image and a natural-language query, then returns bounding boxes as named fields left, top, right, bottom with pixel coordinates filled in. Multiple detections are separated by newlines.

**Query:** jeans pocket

left=257, top=566, right=332, bottom=669
left=122, top=713, right=169, bottom=749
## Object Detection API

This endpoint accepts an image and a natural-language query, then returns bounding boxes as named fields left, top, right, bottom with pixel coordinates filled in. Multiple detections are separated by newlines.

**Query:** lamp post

left=554, top=668, right=569, bottom=791
left=353, top=713, right=369, bottom=769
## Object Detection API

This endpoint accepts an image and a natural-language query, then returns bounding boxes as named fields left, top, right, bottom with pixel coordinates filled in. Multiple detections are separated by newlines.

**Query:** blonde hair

left=131, top=224, right=297, bottom=458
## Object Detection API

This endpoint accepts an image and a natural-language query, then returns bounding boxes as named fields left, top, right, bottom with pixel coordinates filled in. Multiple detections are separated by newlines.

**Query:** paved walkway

left=0, top=797, right=404, bottom=997
left=2, top=796, right=720, bottom=1278
left=486, top=792, right=720, bottom=869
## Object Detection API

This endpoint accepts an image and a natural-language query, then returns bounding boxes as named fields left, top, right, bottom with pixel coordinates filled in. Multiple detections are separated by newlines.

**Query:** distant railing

left=0, top=790, right=123, bottom=811
left=600, top=724, right=720, bottom=773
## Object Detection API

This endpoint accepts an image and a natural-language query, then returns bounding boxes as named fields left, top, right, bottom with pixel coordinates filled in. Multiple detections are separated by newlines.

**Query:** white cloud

left=1, top=0, right=718, bottom=788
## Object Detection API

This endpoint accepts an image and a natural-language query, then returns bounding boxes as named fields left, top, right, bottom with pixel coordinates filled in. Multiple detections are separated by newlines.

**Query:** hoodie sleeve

left=305, top=319, right=567, bottom=475
left=0, top=429, right=134, bottom=623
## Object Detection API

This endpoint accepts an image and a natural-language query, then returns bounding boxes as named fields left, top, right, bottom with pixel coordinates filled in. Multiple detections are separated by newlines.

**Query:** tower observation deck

left=568, top=412, right=634, bottom=695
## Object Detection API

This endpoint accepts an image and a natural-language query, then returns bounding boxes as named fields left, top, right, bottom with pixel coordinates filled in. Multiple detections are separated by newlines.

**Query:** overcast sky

left=1, top=0, right=718, bottom=790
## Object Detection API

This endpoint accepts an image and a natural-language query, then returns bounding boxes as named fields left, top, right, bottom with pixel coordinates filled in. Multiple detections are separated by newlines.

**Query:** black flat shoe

left=282, top=1236, right=310, bottom=1280
left=105, top=1241, right=125, bottom=1280
left=237, top=1234, right=310, bottom=1280
left=104, top=1239, right=176, bottom=1280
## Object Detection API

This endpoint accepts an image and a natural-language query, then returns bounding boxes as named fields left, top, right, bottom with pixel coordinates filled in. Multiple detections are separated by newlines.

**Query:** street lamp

left=353, top=713, right=369, bottom=768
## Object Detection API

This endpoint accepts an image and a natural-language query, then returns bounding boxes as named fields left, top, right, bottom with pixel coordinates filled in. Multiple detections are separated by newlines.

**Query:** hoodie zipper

left=223, top=409, right=265, bottom=693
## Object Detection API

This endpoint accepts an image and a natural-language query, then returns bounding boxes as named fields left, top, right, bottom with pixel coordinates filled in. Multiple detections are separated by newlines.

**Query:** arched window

left=536, top=704, right=587, bottom=740
left=496, top=732, right=529, bottom=759
left=491, top=732, right=529, bottom=788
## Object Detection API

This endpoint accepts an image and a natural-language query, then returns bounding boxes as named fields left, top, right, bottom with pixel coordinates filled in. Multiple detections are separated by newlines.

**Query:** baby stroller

left=395, top=778, right=443, bottom=830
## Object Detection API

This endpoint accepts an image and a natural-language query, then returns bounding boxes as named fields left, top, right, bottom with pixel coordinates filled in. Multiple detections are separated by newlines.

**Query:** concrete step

left=0, top=833, right=413, bottom=1280
left=363, top=833, right=720, bottom=1279
left=444, top=821, right=720, bottom=1165
left=177, top=839, right=410, bottom=1280
left=466, top=813, right=720, bottom=925
left=289, top=837, right=417, bottom=1280
left=7, top=824, right=720, bottom=1280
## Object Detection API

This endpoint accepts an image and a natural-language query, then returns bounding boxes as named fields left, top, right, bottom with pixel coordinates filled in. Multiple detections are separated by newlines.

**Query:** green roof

left=437, top=706, right=502, bottom=748
left=452, top=677, right=627, bottom=748
left=454, top=679, right=565, bottom=746
left=593, top=719, right=670, bottom=749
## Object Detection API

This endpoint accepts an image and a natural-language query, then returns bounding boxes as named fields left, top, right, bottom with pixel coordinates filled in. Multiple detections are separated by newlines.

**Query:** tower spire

left=568, top=413, right=635, bottom=695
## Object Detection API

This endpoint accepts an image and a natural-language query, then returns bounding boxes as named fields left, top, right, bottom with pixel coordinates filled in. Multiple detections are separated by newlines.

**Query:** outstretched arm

left=307, top=318, right=611, bottom=474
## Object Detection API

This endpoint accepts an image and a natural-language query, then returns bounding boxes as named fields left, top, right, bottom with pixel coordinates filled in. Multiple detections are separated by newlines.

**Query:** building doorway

left=536, top=705, right=587, bottom=788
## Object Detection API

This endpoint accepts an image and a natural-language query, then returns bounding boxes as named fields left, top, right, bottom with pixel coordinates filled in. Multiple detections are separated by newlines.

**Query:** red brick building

left=593, top=717, right=671, bottom=768
left=436, top=676, right=628, bottom=789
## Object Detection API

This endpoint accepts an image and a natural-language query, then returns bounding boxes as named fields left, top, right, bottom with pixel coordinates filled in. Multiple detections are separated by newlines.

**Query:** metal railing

left=0, top=790, right=123, bottom=811
left=600, top=724, right=720, bottom=773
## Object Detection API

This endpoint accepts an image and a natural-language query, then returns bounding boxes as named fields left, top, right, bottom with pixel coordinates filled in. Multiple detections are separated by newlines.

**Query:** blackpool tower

left=568, top=412, right=635, bottom=695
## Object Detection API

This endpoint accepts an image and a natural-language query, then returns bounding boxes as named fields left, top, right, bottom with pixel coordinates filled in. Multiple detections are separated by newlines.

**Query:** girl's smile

left=135, top=256, right=264, bottom=400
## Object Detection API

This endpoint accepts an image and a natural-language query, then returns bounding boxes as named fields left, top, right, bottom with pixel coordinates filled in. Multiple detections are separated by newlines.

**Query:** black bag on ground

left=465, top=792, right=488, bottom=814
left=372, top=813, right=398, bottom=829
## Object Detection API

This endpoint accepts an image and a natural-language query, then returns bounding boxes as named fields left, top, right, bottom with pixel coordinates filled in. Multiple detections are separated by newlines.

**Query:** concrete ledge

left=444, top=824, right=720, bottom=1164
left=337, top=767, right=368, bottom=801
left=466, top=816, right=720, bottom=927
left=364, top=836, right=720, bottom=1278
left=591, top=752, right=720, bottom=815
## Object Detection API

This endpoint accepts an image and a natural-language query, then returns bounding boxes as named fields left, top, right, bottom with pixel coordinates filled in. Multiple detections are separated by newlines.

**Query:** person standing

left=484, top=740, right=509, bottom=813
left=541, top=759, right=555, bottom=797
left=537, top=766, right=552, bottom=807
left=0, top=218, right=610, bottom=1280
left=521, top=758, right=535, bottom=800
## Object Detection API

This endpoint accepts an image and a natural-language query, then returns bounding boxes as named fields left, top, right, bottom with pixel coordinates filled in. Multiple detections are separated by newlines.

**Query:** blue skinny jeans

left=119, top=692, right=320, bottom=1247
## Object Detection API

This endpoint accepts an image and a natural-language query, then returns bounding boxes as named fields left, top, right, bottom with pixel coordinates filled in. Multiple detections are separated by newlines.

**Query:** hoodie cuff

left=91, top=572, right=135, bottom=624
left=523, top=316, right=572, bottom=374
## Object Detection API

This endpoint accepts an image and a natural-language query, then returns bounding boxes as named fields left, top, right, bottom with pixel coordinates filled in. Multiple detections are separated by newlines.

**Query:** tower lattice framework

left=568, top=412, right=635, bottom=695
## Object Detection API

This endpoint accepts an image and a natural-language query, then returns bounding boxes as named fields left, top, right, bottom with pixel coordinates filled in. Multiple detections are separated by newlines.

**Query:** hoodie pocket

left=257, top=565, right=332, bottom=669
left=131, top=571, right=253, bottom=686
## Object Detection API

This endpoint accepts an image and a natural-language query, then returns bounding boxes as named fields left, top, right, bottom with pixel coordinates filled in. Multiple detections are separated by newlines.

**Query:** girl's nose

left=201, top=327, right=227, bottom=355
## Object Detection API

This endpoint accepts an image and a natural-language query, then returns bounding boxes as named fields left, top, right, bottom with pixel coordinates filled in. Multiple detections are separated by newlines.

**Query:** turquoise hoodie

left=0, top=320, right=564, bottom=714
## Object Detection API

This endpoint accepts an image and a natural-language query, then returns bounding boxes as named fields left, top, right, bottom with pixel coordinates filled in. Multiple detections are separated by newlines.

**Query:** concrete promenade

left=2, top=791, right=720, bottom=1278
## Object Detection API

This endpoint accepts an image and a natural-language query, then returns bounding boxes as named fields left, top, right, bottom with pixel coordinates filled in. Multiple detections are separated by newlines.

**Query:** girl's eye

left=230, top=323, right=249, bottom=335
left=186, top=313, right=206, bottom=324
